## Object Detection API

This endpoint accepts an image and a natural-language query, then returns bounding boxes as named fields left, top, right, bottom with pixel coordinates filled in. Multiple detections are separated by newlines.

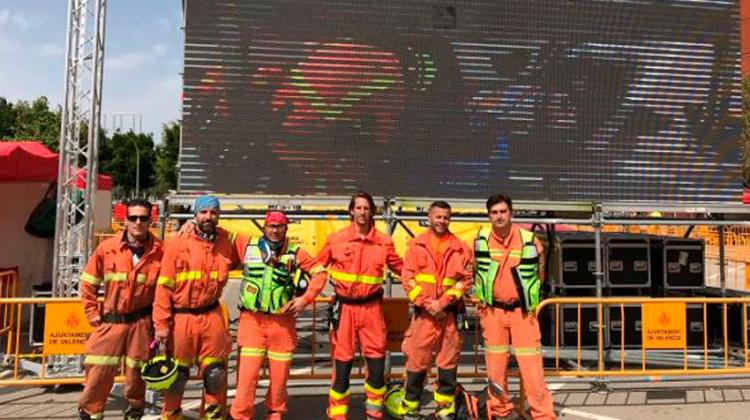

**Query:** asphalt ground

left=2, top=376, right=750, bottom=419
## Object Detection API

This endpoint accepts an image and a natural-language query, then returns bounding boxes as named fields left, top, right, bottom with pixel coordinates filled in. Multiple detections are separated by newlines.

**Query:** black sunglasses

left=127, top=215, right=151, bottom=223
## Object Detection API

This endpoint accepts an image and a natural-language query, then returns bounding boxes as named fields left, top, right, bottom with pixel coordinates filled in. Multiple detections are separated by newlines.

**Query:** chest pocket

left=331, top=244, right=356, bottom=266
left=417, top=251, right=432, bottom=272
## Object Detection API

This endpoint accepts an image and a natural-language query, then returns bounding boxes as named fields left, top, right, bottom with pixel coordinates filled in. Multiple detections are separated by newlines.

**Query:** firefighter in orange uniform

left=154, top=195, right=240, bottom=420
left=229, top=211, right=328, bottom=420
left=398, top=200, right=472, bottom=419
left=473, top=194, right=555, bottom=419
left=303, top=191, right=403, bottom=420
left=78, top=199, right=163, bottom=420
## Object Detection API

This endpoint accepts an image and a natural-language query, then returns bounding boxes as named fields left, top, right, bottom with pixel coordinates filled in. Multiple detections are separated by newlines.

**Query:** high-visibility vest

left=473, top=228, right=541, bottom=312
left=240, top=238, right=302, bottom=314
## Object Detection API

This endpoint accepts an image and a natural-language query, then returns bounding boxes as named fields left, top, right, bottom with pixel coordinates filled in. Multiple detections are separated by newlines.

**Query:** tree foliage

left=154, top=121, right=180, bottom=193
left=98, top=130, right=156, bottom=198
left=0, top=96, right=61, bottom=151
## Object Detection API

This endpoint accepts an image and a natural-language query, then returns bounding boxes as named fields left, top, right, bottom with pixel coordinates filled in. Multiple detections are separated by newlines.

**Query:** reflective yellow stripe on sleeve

left=157, top=276, right=175, bottom=288
left=445, top=288, right=464, bottom=299
left=125, top=357, right=143, bottom=369
left=407, top=284, right=423, bottom=302
left=442, top=277, right=457, bottom=287
left=310, top=264, right=326, bottom=275
left=80, top=272, right=102, bottom=285
left=103, top=272, right=128, bottom=282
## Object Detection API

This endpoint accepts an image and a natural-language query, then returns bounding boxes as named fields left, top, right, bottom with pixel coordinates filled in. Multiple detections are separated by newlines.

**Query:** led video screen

left=180, top=0, right=742, bottom=202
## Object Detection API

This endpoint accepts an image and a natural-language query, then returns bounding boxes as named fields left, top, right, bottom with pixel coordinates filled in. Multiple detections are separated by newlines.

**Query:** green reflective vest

left=240, top=238, right=302, bottom=314
left=473, top=228, right=541, bottom=312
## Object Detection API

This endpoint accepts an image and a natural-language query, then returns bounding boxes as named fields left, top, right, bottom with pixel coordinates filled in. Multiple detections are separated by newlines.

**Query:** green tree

left=98, top=130, right=156, bottom=198
left=154, top=121, right=180, bottom=194
left=12, top=97, right=61, bottom=151
left=0, top=97, right=16, bottom=138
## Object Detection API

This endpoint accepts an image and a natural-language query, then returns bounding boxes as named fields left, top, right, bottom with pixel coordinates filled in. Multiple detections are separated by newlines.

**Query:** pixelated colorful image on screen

left=180, top=0, right=742, bottom=202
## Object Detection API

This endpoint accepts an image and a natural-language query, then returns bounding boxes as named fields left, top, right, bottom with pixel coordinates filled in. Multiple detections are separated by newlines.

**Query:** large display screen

left=180, top=0, right=742, bottom=202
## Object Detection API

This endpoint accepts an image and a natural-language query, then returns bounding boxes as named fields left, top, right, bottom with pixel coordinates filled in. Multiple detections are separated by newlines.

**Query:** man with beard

left=154, top=195, right=239, bottom=420
left=303, top=191, right=403, bottom=420
left=78, top=199, right=162, bottom=420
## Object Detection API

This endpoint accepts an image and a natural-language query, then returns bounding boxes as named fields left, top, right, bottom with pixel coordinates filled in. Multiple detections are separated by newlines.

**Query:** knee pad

left=332, top=359, right=353, bottom=393
left=364, top=357, right=386, bottom=389
left=169, top=367, right=190, bottom=395
left=203, top=362, right=227, bottom=395
left=436, top=368, right=457, bottom=396
left=404, top=370, right=427, bottom=402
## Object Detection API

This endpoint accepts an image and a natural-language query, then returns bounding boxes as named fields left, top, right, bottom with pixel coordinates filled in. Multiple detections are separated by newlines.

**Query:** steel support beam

left=52, top=0, right=107, bottom=297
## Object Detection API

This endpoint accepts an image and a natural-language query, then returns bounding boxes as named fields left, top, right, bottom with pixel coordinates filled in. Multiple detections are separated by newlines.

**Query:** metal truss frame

left=52, top=0, right=107, bottom=297
left=165, top=193, right=750, bottom=298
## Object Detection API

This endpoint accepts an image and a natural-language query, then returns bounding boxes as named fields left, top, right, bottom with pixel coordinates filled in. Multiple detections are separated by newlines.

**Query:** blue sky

left=0, top=0, right=182, bottom=138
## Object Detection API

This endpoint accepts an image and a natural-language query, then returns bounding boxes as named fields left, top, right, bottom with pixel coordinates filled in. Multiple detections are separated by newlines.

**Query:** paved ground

left=2, top=377, right=750, bottom=419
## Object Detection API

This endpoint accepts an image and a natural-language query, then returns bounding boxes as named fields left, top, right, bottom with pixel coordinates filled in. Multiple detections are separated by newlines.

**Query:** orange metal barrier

left=0, top=295, right=495, bottom=387
left=536, top=297, right=750, bottom=378
left=0, top=270, right=18, bottom=354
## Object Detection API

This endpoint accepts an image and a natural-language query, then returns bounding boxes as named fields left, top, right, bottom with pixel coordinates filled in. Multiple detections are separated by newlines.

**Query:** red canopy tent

left=0, top=141, right=112, bottom=189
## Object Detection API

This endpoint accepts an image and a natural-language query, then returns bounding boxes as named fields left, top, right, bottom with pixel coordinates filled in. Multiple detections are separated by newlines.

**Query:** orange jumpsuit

left=78, top=233, right=163, bottom=418
left=477, top=226, right=555, bottom=420
left=230, top=237, right=328, bottom=420
left=154, top=228, right=240, bottom=420
left=400, top=231, right=472, bottom=413
left=305, top=224, right=403, bottom=420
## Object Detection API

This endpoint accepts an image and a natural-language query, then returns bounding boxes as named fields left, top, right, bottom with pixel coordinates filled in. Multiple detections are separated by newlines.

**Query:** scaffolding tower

left=52, top=0, right=107, bottom=297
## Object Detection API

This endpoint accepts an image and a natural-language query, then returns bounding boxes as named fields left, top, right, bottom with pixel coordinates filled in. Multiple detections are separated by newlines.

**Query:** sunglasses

left=127, top=215, right=151, bottom=223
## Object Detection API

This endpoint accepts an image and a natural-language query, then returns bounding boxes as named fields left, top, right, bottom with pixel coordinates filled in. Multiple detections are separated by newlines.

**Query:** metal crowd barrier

left=0, top=295, right=496, bottom=387
left=5, top=293, right=750, bottom=415
left=0, top=270, right=18, bottom=356
left=536, top=296, right=750, bottom=378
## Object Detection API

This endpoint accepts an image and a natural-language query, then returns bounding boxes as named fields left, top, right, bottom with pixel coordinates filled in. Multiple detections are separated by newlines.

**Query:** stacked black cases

left=649, top=236, right=705, bottom=291
left=559, top=304, right=604, bottom=348
left=605, top=235, right=651, bottom=289
left=552, top=232, right=598, bottom=290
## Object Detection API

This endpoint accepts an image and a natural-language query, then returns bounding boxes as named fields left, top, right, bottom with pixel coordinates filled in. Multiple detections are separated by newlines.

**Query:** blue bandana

left=193, top=195, right=220, bottom=215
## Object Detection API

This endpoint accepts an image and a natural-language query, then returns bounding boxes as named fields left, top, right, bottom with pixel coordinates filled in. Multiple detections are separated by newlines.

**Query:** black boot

left=123, top=406, right=144, bottom=420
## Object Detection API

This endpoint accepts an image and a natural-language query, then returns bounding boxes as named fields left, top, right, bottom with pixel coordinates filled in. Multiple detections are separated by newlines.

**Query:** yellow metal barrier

left=536, top=297, right=750, bottom=378
left=0, top=296, right=490, bottom=387
left=0, top=270, right=18, bottom=355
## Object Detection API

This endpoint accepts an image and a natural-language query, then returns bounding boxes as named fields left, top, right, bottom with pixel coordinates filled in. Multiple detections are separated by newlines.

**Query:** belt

left=336, top=290, right=384, bottom=305
left=102, top=305, right=152, bottom=324
left=173, top=301, right=219, bottom=315
left=491, top=300, right=521, bottom=311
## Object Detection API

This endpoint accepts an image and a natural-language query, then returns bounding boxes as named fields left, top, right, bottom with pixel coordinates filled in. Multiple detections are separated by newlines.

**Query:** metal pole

left=382, top=197, right=396, bottom=298
left=593, top=203, right=604, bottom=298
left=128, top=136, right=140, bottom=197
left=719, top=224, right=726, bottom=296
